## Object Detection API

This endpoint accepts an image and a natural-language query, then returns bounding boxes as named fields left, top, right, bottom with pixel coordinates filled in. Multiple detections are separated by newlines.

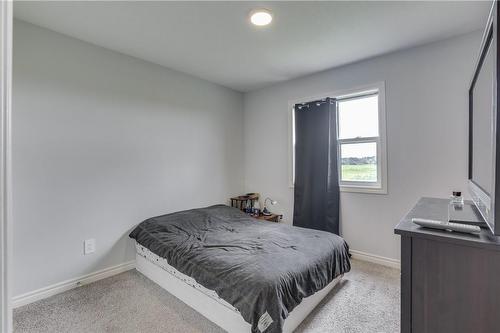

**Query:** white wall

left=243, top=31, right=482, bottom=261
left=12, top=20, right=244, bottom=296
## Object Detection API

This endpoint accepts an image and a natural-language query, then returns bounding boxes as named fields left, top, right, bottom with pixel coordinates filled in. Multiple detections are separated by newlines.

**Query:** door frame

left=0, top=1, right=13, bottom=332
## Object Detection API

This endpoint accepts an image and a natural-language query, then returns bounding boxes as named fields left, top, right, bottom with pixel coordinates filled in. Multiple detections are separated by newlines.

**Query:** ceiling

left=14, top=1, right=491, bottom=92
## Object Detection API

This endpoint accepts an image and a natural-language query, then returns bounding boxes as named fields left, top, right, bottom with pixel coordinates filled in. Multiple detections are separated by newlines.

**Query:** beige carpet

left=14, top=259, right=400, bottom=333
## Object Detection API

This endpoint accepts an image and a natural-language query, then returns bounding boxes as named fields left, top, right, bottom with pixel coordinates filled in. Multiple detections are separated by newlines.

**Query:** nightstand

left=256, top=214, right=282, bottom=223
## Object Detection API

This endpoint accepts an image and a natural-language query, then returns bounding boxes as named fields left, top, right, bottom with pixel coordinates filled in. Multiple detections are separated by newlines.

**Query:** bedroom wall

left=243, top=31, right=482, bottom=262
left=12, top=20, right=244, bottom=297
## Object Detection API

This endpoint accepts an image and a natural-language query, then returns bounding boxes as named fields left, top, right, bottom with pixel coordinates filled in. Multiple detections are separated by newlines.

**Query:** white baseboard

left=11, top=250, right=398, bottom=308
left=350, top=249, right=400, bottom=269
left=12, top=260, right=136, bottom=308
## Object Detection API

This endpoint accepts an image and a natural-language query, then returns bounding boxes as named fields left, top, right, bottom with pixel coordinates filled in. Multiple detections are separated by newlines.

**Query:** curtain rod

left=296, top=98, right=335, bottom=109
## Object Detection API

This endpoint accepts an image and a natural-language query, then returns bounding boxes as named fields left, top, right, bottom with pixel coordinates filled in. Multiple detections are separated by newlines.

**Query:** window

left=337, top=91, right=386, bottom=192
left=289, top=82, right=387, bottom=194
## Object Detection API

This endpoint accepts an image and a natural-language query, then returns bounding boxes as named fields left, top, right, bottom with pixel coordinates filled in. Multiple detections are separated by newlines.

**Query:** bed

left=129, top=205, right=351, bottom=333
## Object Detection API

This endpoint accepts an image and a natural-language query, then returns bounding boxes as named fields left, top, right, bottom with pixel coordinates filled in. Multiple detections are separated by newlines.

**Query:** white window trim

left=288, top=81, right=387, bottom=194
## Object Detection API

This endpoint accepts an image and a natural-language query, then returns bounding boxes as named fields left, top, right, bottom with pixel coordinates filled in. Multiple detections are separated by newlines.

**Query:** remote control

left=412, top=218, right=481, bottom=234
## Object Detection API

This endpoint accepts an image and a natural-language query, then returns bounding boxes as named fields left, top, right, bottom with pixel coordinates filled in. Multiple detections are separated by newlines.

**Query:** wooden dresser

left=394, top=197, right=500, bottom=333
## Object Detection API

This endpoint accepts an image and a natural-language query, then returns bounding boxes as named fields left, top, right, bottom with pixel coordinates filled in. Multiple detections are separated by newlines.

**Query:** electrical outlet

left=84, top=239, right=96, bottom=255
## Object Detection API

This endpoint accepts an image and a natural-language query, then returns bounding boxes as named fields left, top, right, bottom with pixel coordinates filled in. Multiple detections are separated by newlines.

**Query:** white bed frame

left=136, top=252, right=342, bottom=333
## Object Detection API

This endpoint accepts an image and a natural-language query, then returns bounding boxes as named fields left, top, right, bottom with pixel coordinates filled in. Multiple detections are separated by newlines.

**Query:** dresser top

left=395, top=197, right=500, bottom=251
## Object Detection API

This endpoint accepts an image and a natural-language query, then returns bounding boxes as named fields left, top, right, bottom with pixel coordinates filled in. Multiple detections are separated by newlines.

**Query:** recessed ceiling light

left=249, top=9, right=273, bottom=26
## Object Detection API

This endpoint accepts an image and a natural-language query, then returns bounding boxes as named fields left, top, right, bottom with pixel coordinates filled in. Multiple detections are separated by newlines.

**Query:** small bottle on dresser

left=450, top=191, right=464, bottom=205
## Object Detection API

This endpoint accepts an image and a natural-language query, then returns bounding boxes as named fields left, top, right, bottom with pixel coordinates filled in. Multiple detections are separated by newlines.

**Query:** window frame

left=288, top=81, right=387, bottom=194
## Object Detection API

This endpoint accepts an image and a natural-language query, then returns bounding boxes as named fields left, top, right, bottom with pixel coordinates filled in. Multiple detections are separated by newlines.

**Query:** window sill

left=340, top=185, right=387, bottom=194
left=289, top=184, right=387, bottom=195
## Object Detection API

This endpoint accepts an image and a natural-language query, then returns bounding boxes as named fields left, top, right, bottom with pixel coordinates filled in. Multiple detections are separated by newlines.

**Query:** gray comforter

left=129, top=205, right=350, bottom=333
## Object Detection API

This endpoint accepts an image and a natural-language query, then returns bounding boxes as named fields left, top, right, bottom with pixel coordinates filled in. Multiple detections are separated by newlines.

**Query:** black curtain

left=293, top=97, right=340, bottom=234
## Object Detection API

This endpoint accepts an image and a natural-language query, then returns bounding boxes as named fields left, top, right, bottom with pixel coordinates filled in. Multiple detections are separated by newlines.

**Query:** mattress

left=135, top=241, right=239, bottom=313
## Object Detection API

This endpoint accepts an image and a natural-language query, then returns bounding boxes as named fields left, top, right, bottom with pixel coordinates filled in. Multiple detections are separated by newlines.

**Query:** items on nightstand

left=230, top=193, right=259, bottom=212
left=245, top=200, right=252, bottom=214
left=252, top=200, right=260, bottom=217
left=262, top=197, right=277, bottom=216
left=230, top=194, right=282, bottom=222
